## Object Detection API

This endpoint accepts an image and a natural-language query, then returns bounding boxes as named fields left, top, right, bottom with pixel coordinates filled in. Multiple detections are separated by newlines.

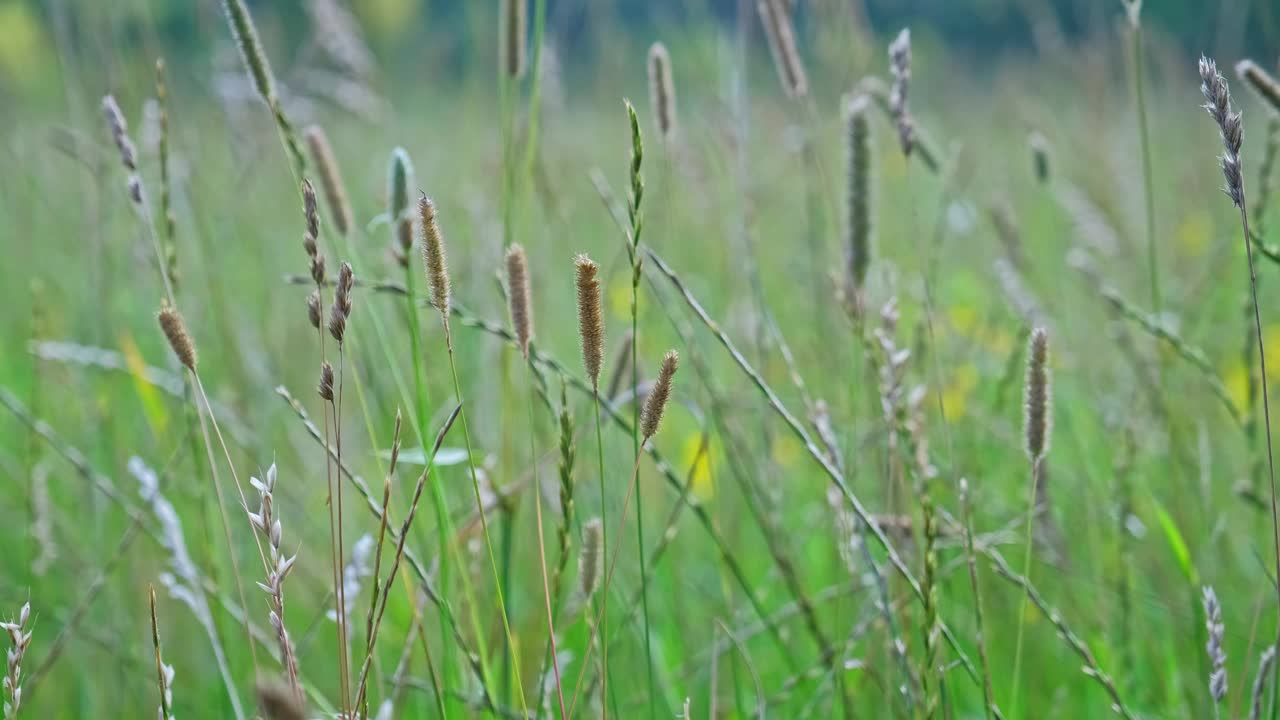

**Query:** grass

left=5, top=3, right=1280, bottom=718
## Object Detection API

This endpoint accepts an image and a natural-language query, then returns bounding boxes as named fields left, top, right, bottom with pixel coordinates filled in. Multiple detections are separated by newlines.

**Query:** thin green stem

left=1010, top=457, right=1042, bottom=717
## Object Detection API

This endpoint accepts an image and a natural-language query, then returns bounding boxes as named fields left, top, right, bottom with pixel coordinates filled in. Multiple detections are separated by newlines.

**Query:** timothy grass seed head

left=1237, top=60, right=1280, bottom=115
left=578, top=518, right=603, bottom=600
left=647, top=42, right=677, bottom=141
left=756, top=0, right=808, bottom=99
left=418, top=194, right=451, bottom=316
left=304, top=125, right=353, bottom=237
left=845, top=94, right=872, bottom=293
left=157, top=304, right=197, bottom=371
left=1023, top=327, right=1050, bottom=461
left=641, top=350, right=679, bottom=440
left=574, top=254, right=605, bottom=388
left=388, top=147, right=414, bottom=256
left=506, top=244, right=534, bottom=359
left=502, top=0, right=527, bottom=78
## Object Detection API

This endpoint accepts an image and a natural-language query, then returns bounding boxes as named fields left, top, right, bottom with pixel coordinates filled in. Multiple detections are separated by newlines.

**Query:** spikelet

left=502, top=0, right=527, bottom=78
left=221, top=0, right=277, bottom=103
left=1200, top=56, right=1245, bottom=209
left=1237, top=60, right=1280, bottom=114
left=329, top=262, right=354, bottom=342
left=418, top=195, right=451, bottom=316
left=640, top=350, right=679, bottom=440
left=1, top=602, right=32, bottom=720
left=888, top=28, right=916, bottom=156
left=845, top=94, right=872, bottom=294
left=387, top=148, right=414, bottom=262
left=304, top=125, right=353, bottom=237
left=506, top=244, right=534, bottom=359
left=256, top=677, right=307, bottom=720
left=574, top=254, right=605, bottom=388
left=306, top=290, right=321, bottom=329
left=157, top=305, right=197, bottom=370
left=1203, top=586, right=1227, bottom=703
left=1029, top=132, right=1051, bottom=184
left=101, top=95, right=137, bottom=172
left=301, top=179, right=319, bottom=240
left=1249, top=645, right=1276, bottom=720
left=757, top=0, right=808, bottom=98
left=647, top=42, right=677, bottom=141
left=1023, top=328, right=1050, bottom=461
left=318, top=361, right=335, bottom=401
left=578, top=518, right=603, bottom=600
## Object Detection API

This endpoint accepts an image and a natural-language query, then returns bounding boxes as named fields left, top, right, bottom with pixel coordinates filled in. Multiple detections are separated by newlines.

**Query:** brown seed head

left=574, top=254, right=605, bottom=388
left=303, top=125, right=353, bottom=237
left=1023, top=327, right=1051, bottom=461
left=329, top=262, right=353, bottom=342
left=318, top=361, right=335, bottom=401
left=301, top=179, right=319, bottom=239
left=157, top=305, right=197, bottom=370
left=418, top=195, right=451, bottom=316
left=306, top=290, right=321, bottom=329
left=641, top=350, right=679, bottom=440
left=647, top=42, right=677, bottom=141
left=506, top=244, right=534, bottom=359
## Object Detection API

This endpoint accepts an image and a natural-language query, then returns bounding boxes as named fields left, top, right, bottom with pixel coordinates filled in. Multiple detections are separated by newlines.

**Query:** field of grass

left=4, top=1, right=1280, bottom=718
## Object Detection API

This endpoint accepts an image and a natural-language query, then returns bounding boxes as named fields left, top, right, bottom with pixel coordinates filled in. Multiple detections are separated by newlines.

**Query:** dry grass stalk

left=506, top=243, right=534, bottom=359
left=574, top=254, right=605, bottom=388
left=418, top=195, right=451, bottom=316
left=304, top=126, right=353, bottom=237
left=1, top=602, right=31, bottom=720
left=157, top=305, right=197, bottom=371
left=248, top=464, right=301, bottom=696
left=756, top=0, right=808, bottom=98
left=640, top=350, right=679, bottom=440
left=1237, top=60, right=1280, bottom=114
left=647, top=42, right=677, bottom=141
left=888, top=29, right=916, bottom=156
left=503, top=0, right=527, bottom=78
left=1202, top=586, right=1227, bottom=704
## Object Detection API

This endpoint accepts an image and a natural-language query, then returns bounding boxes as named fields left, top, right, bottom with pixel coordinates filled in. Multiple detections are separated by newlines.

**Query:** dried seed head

left=506, top=244, right=534, bottom=359
left=757, top=0, right=808, bottom=99
left=845, top=95, right=872, bottom=293
left=318, top=361, right=335, bottom=401
left=101, top=95, right=137, bottom=171
left=418, top=195, right=451, bottom=316
left=306, top=290, right=321, bottom=329
left=641, top=350, right=679, bottom=440
left=157, top=305, right=197, bottom=370
left=309, top=248, right=326, bottom=287
left=1029, top=132, right=1051, bottom=184
left=1200, top=55, right=1245, bottom=208
left=1023, top=327, right=1050, bottom=461
left=574, top=254, right=605, bottom=388
left=304, top=125, right=353, bottom=237
left=1237, top=60, right=1280, bottom=114
left=647, top=42, right=677, bottom=141
left=329, top=262, right=354, bottom=342
left=301, top=179, right=319, bottom=240
left=888, top=28, right=916, bottom=156
left=578, top=518, right=603, bottom=600
left=388, top=148, right=414, bottom=253
left=222, top=0, right=277, bottom=103
left=256, top=676, right=307, bottom=720
left=1203, top=586, right=1227, bottom=703
left=503, top=0, right=527, bottom=78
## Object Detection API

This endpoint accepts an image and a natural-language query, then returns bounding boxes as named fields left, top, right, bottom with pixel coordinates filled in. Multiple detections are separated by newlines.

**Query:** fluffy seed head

left=1203, top=586, right=1227, bottom=703
left=845, top=95, right=872, bottom=293
left=1237, top=60, right=1280, bottom=114
left=1023, top=327, right=1050, bottom=461
left=502, top=0, right=527, bottom=78
left=304, top=125, right=353, bottom=237
left=157, top=305, right=197, bottom=370
left=418, top=195, right=451, bottom=315
left=318, top=361, right=335, bottom=401
left=574, top=254, right=605, bottom=388
left=301, top=179, right=319, bottom=239
left=221, top=0, right=277, bottom=102
left=888, top=28, right=916, bottom=156
left=101, top=95, right=137, bottom=171
left=506, top=244, right=534, bottom=359
left=388, top=148, right=414, bottom=252
left=578, top=518, right=603, bottom=600
left=641, top=350, right=679, bottom=440
left=306, top=290, right=321, bottom=329
left=757, top=0, right=808, bottom=98
left=1201, top=55, right=1246, bottom=208
left=329, top=262, right=353, bottom=342
left=647, top=42, right=677, bottom=141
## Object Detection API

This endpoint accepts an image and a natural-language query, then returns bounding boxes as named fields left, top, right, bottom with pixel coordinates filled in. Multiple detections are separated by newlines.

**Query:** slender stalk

left=1010, top=458, right=1041, bottom=716
left=960, top=479, right=997, bottom=720
left=526, top=363, right=568, bottom=719
left=1129, top=13, right=1159, bottom=315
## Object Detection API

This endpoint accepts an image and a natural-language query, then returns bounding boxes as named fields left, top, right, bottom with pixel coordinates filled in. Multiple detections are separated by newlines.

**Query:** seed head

left=304, top=125, right=353, bottom=237
left=503, top=0, right=527, bottom=78
left=640, top=350, right=679, bottom=440
left=1200, top=55, right=1246, bottom=208
left=1249, top=645, right=1276, bottom=720
left=1029, top=132, right=1051, bottom=184
left=418, top=195, right=451, bottom=316
left=306, top=290, right=321, bottom=329
left=1203, top=586, right=1227, bottom=703
left=387, top=148, right=414, bottom=253
left=578, top=518, right=603, bottom=600
left=221, top=0, right=277, bottom=103
left=1023, top=327, right=1050, bottom=461
left=256, top=676, right=307, bottom=720
left=101, top=95, right=137, bottom=171
left=301, top=179, right=319, bottom=240
left=1237, top=60, right=1280, bottom=114
left=647, top=42, right=677, bottom=141
left=329, top=262, right=353, bottom=342
left=757, top=0, right=808, bottom=98
left=506, top=244, right=534, bottom=359
left=845, top=94, right=872, bottom=293
left=888, top=28, right=916, bottom=157
left=574, top=254, right=605, bottom=388
left=318, top=361, right=335, bottom=401
left=157, top=305, right=197, bottom=371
